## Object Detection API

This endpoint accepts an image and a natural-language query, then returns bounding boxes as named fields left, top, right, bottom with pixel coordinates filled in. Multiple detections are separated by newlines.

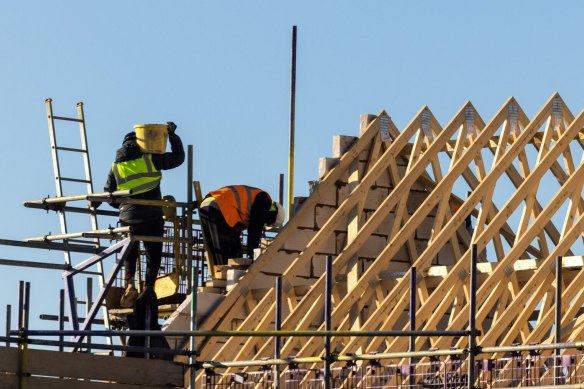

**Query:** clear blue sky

left=1, top=1, right=584, bottom=334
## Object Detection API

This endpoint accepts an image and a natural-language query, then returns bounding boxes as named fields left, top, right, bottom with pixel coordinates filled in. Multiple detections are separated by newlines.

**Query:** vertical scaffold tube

left=86, top=277, right=92, bottom=352
left=5, top=304, right=11, bottom=347
left=468, top=245, right=477, bottom=389
left=188, top=145, right=197, bottom=389
left=19, top=281, right=30, bottom=389
left=275, top=276, right=282, bottom=389
left=183, top=145, right=194, bottom=294
left=555, top=256, right=563, bottom=385
left=59, top=289, right=65, bottom=352
left=17, top=281, right=24, bottom=331
left=23, top=282, right=30, bottom=331
left=410, top=266, right=416, bottom=388
left=324, top=255, right=332, bottom=389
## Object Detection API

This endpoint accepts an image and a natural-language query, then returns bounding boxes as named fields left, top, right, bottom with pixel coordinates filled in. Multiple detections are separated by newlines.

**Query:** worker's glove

left=167, top=122, right=177, bottom=136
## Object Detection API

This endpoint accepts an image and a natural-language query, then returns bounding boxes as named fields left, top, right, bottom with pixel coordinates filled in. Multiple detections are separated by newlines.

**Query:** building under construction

left=1, top=93, right=584, bottom=388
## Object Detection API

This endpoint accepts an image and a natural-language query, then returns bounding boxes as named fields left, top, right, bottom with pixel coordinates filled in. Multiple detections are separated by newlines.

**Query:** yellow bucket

left=133, top=124, right=168, bottom=154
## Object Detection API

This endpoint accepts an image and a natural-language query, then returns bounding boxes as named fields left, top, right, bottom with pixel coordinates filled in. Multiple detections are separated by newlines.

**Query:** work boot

left=120, top=284, right=139, bottom=308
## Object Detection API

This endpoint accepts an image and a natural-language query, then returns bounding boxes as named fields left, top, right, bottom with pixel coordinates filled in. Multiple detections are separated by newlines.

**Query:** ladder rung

left=58, top=177, right=92, bottom=184
left=51, top=115, right=83, bottom=123
left=56, top=146, right=88, bottom=153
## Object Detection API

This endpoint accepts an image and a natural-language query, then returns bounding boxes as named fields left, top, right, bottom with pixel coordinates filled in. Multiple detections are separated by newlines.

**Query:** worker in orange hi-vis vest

left=199, top=185, right=285, bottom=266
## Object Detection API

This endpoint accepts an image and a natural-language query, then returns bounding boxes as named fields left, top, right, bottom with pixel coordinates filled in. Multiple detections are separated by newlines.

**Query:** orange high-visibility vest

left=208, top=185, right=266, bottom=228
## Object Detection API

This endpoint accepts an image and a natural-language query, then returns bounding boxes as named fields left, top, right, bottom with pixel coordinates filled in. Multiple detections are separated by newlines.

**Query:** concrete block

left=206, top=278, right=226, bottom=288
left=373, top=212, right=395, bottom=236
left=316, top=234, right=340, bottom=256
left=315, top=204, right=336, bottom=229
left=227, top=269, right=247, bottom=292
left=319, top=157, right=339, bottom=179
left=332, top=135, right=357, bottom=158
left=406, top=190, right=430, bottom=215
left=281, top=227, right=315, bottom=252
left=291, top=196, right=308, bottom=220
left=416, top=217, right=435, bottom=240
left=437, top=244, right=455, bottom=265
left=363, top=185, right=391, bottom=211
left=360, top=114, right=377, bottom=136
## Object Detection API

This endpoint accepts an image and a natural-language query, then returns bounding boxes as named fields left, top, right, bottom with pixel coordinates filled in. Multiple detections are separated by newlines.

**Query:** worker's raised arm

left=152, top=122, right=185, bottom=170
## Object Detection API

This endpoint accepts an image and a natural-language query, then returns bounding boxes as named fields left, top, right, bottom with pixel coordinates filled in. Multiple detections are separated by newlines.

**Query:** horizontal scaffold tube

left=25, top=190, right=132, bottom=204
left=197, top=348, right=469, bottom=369
left=7, top=330, right=582, bottom=370
left=25, top=190, right=194, bottom=209
left=12, top=329, right=471, bottom=337
left=0, top=238, right=106, bottom=253
left=26, top=226, right=131, bottom=242
left=0, top=336, right=189, bottom=356
left=88, top=195, right=194, bottom=209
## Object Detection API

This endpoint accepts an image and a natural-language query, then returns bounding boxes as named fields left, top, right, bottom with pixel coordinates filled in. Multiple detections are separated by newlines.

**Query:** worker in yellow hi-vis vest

left=199, top=185, right=285, bottom=266
left=92, top=122, right=184, bottom=308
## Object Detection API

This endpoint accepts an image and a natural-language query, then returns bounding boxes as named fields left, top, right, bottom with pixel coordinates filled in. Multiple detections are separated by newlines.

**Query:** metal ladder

left=45, top=98, right=112, bottom=335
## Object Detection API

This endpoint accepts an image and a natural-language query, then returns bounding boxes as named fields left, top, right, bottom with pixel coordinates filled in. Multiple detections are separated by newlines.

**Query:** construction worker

left=199, top=185, right=285, bottom=266
left=92, top=122, right=185, bottom=308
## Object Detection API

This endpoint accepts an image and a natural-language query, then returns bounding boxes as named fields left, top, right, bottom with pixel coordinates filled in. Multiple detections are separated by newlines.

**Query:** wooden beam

left=0, top=347, right=183, bottom=387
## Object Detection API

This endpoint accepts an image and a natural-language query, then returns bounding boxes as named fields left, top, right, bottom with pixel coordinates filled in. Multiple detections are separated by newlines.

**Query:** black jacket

left=104, top=133, right=185, bottom=223
left=245, top=191, right=272, bottom=257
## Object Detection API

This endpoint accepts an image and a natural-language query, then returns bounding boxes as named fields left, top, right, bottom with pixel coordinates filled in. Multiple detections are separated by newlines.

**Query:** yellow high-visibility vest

left=112, top=154, right=161, bottom=195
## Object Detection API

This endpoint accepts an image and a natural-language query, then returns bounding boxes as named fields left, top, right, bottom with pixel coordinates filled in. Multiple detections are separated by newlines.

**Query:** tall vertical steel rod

left=555, top=256, right=563, bottom=385
left=287, top=25, right=297, bottom=220
left=59, top=289, right=65, bottom=352
left=409, top=266, right=416, bottom=388
left=5, top=305, right=11, bottom=347
left=188, top=145, right=198, bottom=389
left=274, top=276, right=282, bottom=389
left=324, top=255, right=332, bottom=389
left=468, top=245, right=478, bottom=389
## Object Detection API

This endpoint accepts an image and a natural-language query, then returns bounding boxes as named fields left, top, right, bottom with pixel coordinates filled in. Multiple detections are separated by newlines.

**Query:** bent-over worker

left=92, top=122, right=184, bottom=308
left=199, top=185, right=285, bottom=266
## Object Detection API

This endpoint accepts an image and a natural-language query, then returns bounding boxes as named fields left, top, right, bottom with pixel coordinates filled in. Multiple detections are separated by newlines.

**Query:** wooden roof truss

left=193, top=93, right=584, bottom=374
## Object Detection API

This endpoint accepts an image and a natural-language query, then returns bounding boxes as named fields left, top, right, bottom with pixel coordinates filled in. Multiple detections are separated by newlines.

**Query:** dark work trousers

left=199, top=204, right=242, bottom=266
left=126, top=287, right=171, bottom=360
left=121, top=218, right=165, bottom=287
